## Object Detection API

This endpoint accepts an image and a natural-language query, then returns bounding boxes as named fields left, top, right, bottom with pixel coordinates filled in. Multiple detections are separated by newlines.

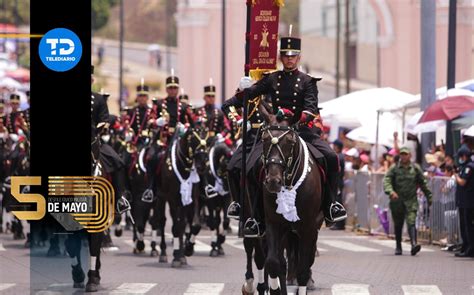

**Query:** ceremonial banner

left=248, top=0, right=282, bottom=78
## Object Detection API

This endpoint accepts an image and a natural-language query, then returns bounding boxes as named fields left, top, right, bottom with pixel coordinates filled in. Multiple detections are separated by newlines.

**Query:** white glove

left=156, top=117, right=167, bottom=127
left=216, top=133, right=224, bottom=143
left=101, top=134, right=111, bottom=143
left=9, top=134, right=19, bottom=142
left=238, top=76, right=254, bottom=91
left=177, top=122, right=186, bottom=134
left=237, top=118, right=251, bottom=131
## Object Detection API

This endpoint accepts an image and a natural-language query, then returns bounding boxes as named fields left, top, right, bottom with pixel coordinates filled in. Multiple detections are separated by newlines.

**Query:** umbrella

left=464, top=125, right=474, bottom=137
left=0, top=76, right=22, bottom=89
left=6, top=68, right=30, bottom=83
left=418, top=95, right=474, bottom=123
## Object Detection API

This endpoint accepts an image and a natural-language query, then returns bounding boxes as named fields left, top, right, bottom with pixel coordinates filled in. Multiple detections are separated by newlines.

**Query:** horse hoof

left=256, top=283, right=267, bottom=295
left=218, top=247, right=225, bottom=256
left=241, top=285, right=255, bottom=295
left=242, top=279, right=256, bottom=295
left=114, top=228, right=123, bottom=237
left=150, top=249, right=159, bottom=257
left=180, top=256, right=187, bottom=265
left=73, top=282, right=85, bottom=289
left=171, top=259, right=182, bottom=268
left=159, top=255, right=168, bottom=263
left=210, top=249, right=219, bottom=257
left=136, top=240, right=145, bottom=251
left=184, top=243, right=195, bottom=257
left=307, top=277, right=316, bottom=290
left=133, top=248, right=144, bottom=255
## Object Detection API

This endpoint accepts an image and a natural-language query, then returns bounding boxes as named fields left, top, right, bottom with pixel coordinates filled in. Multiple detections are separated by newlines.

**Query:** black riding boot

left=324, top=171, right=347, bottom=224
left=408, top=225, right=421, bottom=256
left=394, top=223, right=403, bottom=255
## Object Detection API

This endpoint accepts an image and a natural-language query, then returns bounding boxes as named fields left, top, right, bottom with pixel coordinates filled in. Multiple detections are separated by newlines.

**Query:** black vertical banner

left=30, top=0, right=90, bottom=289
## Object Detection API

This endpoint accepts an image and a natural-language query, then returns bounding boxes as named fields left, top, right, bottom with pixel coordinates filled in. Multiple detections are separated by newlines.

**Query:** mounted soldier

left=222, top=34, right=347, bottom=237
left=193, top=82, right=227, bottom=137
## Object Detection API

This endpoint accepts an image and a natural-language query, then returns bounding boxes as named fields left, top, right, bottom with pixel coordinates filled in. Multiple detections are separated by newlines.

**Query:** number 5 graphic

left=11, top=176, right=46, bottom=220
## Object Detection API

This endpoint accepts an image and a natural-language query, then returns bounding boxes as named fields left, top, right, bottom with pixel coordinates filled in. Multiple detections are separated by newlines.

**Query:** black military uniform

left=5, top=93, right=23, bottom=135
left=222, top=36, right=346, bottom=237
left=194, top=85, right=226, bottom=136
left=153, top=76, right=194, bottom=137
left=126, top=84, right=155, bottom=147
left=454, top=145, right=474, bottom=257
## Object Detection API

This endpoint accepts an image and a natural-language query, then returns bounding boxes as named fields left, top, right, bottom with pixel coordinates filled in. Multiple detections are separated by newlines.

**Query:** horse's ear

left=258, top=99, right=276, bottom=124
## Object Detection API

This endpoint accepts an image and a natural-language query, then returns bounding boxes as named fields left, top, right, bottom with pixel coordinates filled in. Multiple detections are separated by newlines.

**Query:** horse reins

left=262, top=125, right=302, bottom=189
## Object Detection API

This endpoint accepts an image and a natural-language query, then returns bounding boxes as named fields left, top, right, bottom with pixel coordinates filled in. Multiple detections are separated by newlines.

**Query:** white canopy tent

left=320, top=87, right=418, bottom=142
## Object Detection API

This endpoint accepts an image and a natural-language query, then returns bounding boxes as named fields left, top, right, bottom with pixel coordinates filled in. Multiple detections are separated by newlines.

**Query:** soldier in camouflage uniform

left=383, top=146, right=432, bottom=256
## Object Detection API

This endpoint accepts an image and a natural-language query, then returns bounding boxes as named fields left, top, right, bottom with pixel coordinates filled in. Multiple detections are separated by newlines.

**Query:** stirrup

left=205, top=184, right=218, bottom=199
left=227, top=202, right=240, bottom=220
left=117, top=196, right=132, bottom=214
left=326, top=201, right=347, bottom=223
left=141, top=189, right=154, bottom=203
left=243, top=218, right=262, bottom=238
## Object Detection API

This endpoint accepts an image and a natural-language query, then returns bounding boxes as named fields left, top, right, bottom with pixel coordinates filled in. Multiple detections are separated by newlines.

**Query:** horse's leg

left=254, top=239, right=267, bottom=295
left=296, top=232, right=317, bottom=295
left=286, top=232, right=297, bottom=286
left=266, top=224, right=284, bottom=295
left=242, top=237, right=256, bottom=295
left=185, top=185, right=201, bottom=257
left=155, top=197, right=167, bottom=262
left=278, top=250, right=288, bottom=295
left=85, top=232, right=103, bottom=292
left=170, top=203, right=185, bottom=267
left=64, top=231, right=85, bottom=288
left=149, top=202, right=160, bottom=257
left=207, top=199, right=220, bottom=257
left=215, top=204, right=226, bottom=256
left=132, top=185, right=148, bottom=254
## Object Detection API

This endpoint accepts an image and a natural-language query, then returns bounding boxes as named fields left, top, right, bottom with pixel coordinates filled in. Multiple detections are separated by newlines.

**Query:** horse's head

left=212, top=140, right=233, bottom=179
left=180, top=126, right=210, bottom=175
left=259, top=102, right=299, bottom=194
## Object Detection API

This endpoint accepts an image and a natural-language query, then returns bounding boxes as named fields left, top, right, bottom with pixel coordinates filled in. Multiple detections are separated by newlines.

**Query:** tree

left=0, top=0, right=30, bottom=25
left=92, top=0, right=119, bottom=31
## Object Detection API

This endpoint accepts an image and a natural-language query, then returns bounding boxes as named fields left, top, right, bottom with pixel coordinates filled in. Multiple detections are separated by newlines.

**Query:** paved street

left=1, top=219, right=473, bottom=295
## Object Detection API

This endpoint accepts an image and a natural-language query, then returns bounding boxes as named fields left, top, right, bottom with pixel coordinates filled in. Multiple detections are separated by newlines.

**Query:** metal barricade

left=342, top=173, right=460, bottom=246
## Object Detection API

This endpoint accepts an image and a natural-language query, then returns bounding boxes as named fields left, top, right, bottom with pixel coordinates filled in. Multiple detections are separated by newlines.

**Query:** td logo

left=39, top=28, right=82, bottom=72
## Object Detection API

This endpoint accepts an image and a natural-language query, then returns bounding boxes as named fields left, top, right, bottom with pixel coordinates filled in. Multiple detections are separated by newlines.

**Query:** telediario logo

left=39, top=28, right=82, bottom=72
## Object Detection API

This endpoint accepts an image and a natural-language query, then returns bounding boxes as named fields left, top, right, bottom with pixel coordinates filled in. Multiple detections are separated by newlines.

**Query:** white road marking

left=194, top=240, right=212, bottom=252
left=184, top=283, right=224, bottom=294
left=287, top=285, right=298, bottom=295
left=402, top=285, right=442, bottom=295
left=110, top=283, right=157, bottom=294
left=320, top=240, right=381, bottom=252
left=0, top=283, right=15, bottom=292
left=332, top=284, right=370, bottom=295
left=369, top=240, right=434, bottom=252
left=225, top=238, right=245, bottom=250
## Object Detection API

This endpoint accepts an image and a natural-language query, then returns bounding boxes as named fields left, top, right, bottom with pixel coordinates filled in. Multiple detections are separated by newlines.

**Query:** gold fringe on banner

left=274, top=0, right=285, bottom=7
left=251, top=0, right=284, bottom=7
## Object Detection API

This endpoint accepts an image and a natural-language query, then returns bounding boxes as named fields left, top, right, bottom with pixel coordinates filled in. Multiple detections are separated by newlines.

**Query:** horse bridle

left=176, top=128, right=210, bottom=170
left=262, top=125, right=302, bottom=187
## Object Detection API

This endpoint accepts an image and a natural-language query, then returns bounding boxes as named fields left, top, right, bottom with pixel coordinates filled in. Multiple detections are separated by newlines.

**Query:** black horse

left=200, top=140, right=233, bottom=257
left=259, top=105, right=324, bottom=295
left=153, top=127, right=210, bottom=267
